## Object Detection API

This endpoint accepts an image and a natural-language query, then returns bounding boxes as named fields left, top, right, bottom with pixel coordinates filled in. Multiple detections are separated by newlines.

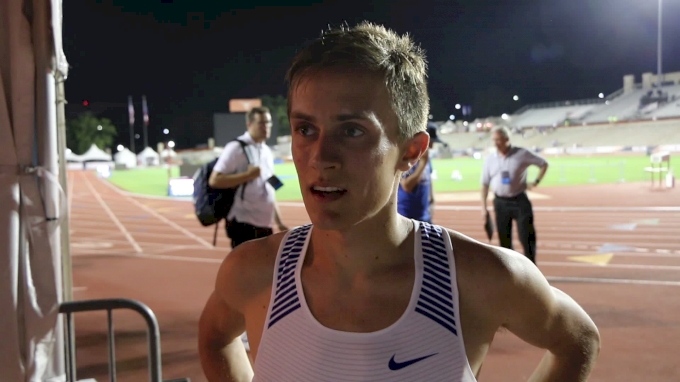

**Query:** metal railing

left=59, top=298, right=190, bottom=382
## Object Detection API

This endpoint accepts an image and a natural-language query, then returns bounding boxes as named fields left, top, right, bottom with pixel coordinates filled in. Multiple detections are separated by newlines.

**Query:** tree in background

left=260, top=94, right=290, bottom=136
left=66, top=111, right=118, bottom=154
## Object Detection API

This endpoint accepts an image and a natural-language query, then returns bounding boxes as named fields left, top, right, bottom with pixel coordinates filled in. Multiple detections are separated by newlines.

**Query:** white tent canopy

left=64, top=148, right=83, bottom=162
left=137, top=146, right=160, bottom=166
left=79, top=143, right=112, bottom=162
left=1, top=0, right=68, bottom=380
left=114, top=148, right=137, bottom=168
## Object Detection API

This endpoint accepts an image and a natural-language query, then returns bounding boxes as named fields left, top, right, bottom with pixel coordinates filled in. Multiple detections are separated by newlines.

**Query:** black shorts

left=226, top=219, right=273, bottom=248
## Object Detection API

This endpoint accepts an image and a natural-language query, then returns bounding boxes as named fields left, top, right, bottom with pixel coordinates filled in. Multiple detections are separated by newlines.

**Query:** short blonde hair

left=285, top=21, right=430, bottom=140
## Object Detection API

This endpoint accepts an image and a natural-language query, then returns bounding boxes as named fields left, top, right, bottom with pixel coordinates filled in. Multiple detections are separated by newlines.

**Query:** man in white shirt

left=480, top=126, right=549, bottom=263
left=208, top=107, right=288, bottom=248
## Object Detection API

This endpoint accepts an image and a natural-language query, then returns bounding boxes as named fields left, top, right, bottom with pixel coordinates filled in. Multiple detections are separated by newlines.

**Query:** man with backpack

left=208, top=106, right=288, bottom=248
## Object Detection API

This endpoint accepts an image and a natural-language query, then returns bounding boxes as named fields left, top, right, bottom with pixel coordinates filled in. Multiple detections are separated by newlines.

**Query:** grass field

left=106, top=155, right=656, bottom=201
left=108, top=166, right=180, bottom=196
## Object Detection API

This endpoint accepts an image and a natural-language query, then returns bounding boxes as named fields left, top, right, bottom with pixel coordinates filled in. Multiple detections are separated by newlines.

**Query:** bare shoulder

left=445, top=227, right=555, bottom=326
left=446, top=228, right=599, bottom=357
left=446, top=228, right=529, bottom=286
left=214, top=230, right=288, bottom=312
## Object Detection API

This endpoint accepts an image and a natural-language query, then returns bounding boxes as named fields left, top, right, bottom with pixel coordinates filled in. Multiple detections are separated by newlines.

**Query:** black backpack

left=192, top=139, right=250, bottom=245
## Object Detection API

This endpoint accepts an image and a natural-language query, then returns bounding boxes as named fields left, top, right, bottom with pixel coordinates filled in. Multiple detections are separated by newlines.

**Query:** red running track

left=67, top=170, right=680, bottom=381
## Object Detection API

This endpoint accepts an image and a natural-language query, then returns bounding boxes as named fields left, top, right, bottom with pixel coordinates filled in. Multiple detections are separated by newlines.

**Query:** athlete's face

left=289, top=69, right=426, bottom=231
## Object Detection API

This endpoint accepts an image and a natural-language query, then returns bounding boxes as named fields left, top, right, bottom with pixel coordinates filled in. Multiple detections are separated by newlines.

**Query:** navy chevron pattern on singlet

left=415, top=222, right=458, bottom=336
left=268, top=224, right=311, bottom=328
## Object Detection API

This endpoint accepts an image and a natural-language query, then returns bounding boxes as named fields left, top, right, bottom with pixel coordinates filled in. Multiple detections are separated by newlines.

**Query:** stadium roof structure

left=503, top=71, right=680, bottom=130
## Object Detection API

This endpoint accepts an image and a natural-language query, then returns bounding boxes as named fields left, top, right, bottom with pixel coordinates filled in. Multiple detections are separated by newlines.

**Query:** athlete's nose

left=310, top=131, right=341, bottom=171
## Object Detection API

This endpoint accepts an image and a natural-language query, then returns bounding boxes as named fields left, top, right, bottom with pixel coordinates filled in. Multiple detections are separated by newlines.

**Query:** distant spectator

left=397, top=123, right=443, bottom=223
left=480, top=126, right=549, bottom=264
left=208, top=107, right=288, bottom=248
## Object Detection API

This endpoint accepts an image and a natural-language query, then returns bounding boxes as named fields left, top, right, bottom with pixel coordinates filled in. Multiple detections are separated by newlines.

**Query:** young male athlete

left=198, top=21, right=600, bottom=382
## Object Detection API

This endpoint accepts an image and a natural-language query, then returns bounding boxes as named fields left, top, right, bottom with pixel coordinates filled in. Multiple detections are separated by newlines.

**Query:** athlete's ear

left=398, top=131, right=429, bottom=172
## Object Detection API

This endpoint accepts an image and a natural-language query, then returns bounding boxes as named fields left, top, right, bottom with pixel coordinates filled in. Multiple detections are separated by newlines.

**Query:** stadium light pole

left=657, top=0, right=663, bottom=87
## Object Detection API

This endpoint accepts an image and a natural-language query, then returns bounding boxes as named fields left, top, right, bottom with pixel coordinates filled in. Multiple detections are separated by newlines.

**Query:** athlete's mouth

left=309, top=185, right=347, bottom=199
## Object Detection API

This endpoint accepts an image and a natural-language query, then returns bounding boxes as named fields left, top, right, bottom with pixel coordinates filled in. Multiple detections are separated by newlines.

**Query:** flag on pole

left=142, top=95, right=149, bottom=125
left=128, top=95, right=135, bottom=125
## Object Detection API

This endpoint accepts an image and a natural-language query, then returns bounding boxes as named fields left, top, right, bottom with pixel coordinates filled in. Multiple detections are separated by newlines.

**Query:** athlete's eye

left=344, top=125, right=365, bottom=137
left=293, top=124, right=315, bottom=136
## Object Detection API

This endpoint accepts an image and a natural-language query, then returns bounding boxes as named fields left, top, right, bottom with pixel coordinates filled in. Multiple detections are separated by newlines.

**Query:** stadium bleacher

left=645, top=86, right=680, bottom=119
left=579, top=85, right=680, bottom=124
left=505, top=72, right=680, bottom=128
left=510, top=104, right=599, bottom=128
left=649, top=100, right=680, bottom=119
left=580, top=88, right=648, bottom=123
left=439, top=119, right=680, bottom=152
left=436, top=71, right=680, bottom=154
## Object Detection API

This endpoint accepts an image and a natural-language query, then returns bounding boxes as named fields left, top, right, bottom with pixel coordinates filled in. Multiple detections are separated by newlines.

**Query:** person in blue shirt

left=397, top=123, right=444, bottom=223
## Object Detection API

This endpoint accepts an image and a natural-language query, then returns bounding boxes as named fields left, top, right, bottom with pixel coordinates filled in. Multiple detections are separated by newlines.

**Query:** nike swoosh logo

left=388, top=353, right=438, bottom=371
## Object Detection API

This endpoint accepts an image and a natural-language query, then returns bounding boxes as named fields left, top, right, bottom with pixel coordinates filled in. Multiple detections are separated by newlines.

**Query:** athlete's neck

left=308, top=208, right=414, bottom=275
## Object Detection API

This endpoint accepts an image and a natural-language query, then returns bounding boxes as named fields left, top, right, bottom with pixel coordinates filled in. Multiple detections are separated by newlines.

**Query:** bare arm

left=209, top=166, right=259, bottom=189
left=480, top=158, right=491, bottom=216
left=527, top=151, right=549, bottom=188
left=499, top=254, right=600, bottom=381
left=198, top=292, right=253, bottom=382
left=400, top=150, right=429, bottom=193
left=198, top=244, right=261, bottom=381
left=525, top=288, right=600, bottom=382
left=532, top=163, right=549, bottom=187
left=481, top=184, right=490, bottom=221
left=481, top=184, right=489, bottom=211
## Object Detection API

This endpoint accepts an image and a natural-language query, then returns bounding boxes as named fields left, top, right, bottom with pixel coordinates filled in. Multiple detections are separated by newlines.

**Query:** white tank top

left=252, top=221, right=477, bottom=382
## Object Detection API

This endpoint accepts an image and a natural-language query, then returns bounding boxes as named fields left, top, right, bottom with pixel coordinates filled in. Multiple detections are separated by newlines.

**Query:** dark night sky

left=61, top=0, right=680, bottom=151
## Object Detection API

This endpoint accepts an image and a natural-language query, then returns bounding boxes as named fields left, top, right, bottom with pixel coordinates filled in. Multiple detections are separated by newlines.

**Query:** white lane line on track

left=541, top=261, right=680, bottom=271
left=96, top=175, right=214, bottom=249
left=537, top=249, right=680, bottom=258
left=82, top=175, right=142, bottom=253
left=547, top=276, right=680, bottom=287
